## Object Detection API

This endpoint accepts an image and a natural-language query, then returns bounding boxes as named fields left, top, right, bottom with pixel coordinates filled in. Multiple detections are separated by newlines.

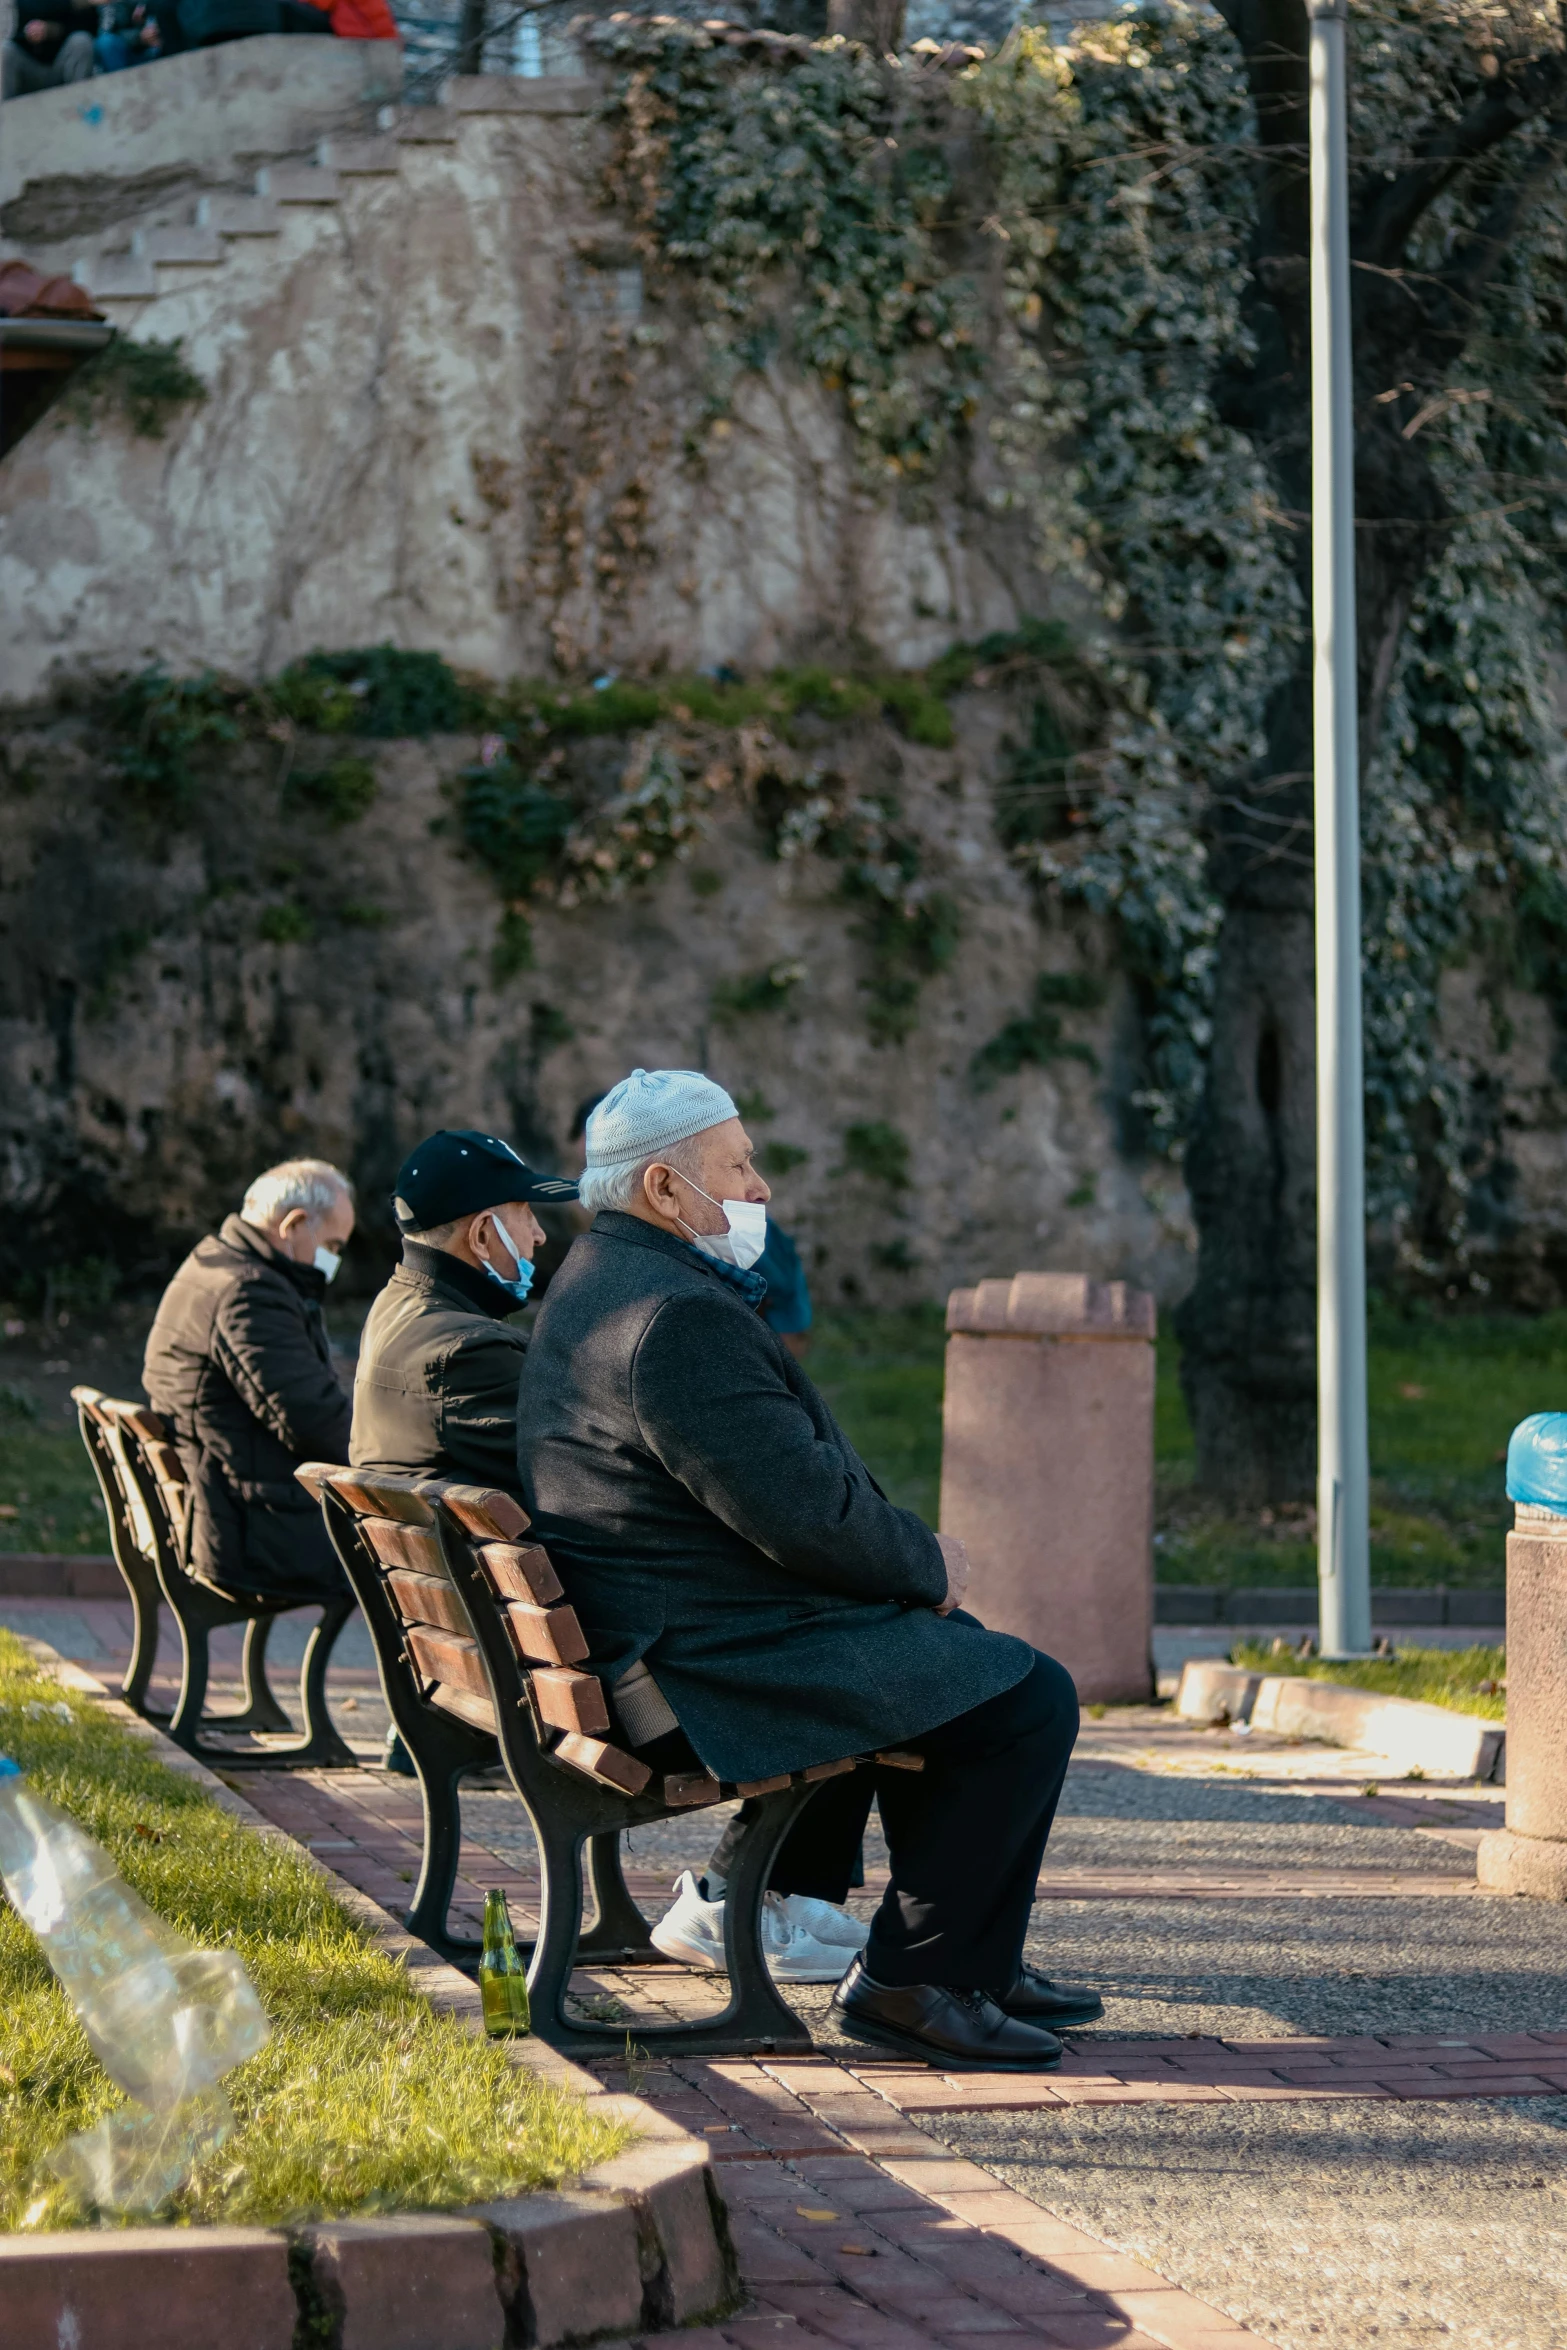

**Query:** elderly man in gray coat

left=516, top=1068, right=1096, bottom=2071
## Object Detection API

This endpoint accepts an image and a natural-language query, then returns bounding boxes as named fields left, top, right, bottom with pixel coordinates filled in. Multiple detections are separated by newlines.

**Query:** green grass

left=10, top=1299, right=1565, bottom=1589
left=0, top=1631, right=627, bottom=2230
left=0, top=1416, right=112, bottom=1555
left=809, top=1307, right=947, bottom=1526
left=810, top=1303, right=1567, bottom=1591
left=1230, top=1638, right=1507, bottom=1721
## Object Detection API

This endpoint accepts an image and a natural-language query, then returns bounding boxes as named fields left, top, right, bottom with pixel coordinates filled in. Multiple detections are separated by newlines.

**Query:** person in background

left=756, top=1219, right=812, bottom=1361
left=143, top=1159, right=356, bottom=1601
left=350, top=1128, right=578, bottom=1495
left=94, top=0, right=160, bottom=68
left=518, top=1070, right=1097, bottom=2065
left=2, top=0, right=94, bottom=94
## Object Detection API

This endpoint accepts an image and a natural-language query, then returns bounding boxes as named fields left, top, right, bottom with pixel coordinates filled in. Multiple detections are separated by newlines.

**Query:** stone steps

left=68, top=76, right=591, bottom=309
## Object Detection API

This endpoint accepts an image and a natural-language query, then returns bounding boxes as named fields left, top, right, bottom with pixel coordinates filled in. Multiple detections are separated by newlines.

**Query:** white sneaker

left=648, top=1872, right=853, bottom=1983
left=651, top=1871, right=728, bottom=1971
left=774, top=1894, right=869, bottom=1952
left=761, top=1894, right=856, bottom=1984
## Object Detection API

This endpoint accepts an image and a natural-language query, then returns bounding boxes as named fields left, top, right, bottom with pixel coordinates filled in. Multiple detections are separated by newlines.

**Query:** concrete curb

left=5, top=1640, right=740, bottom=2350
left=1173, top=1656, right=1504, bottom=1780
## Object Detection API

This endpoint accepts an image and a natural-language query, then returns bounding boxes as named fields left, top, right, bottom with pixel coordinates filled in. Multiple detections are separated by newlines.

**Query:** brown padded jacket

left=142, top=1213, right=350, bottom=1597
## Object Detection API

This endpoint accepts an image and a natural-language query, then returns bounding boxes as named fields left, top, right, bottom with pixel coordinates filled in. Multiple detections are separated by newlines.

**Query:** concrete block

left=75, top=253, right=157, bottom=298
left=297, top=2214, right=502, bottom=2350
left=0, top=2227, right=295, bottom=2350
left=132, top=225, right=223, bottom=265
left=319, top=134, right=402, bottom=174
left=1173, top=1660, right=1260, bottom=1726
left=1249, top=1674, right=1504, bottom=1781
left=469, top=2189, right=643, bottom=2346
left=940, top=1271, right=1156, bottom=1704
left=196, top=194, right=283, bottom=236
left=256, top=164, right=342, bottom=204
left=1502, top=1515, right=1567, bottom=1842
left=388, top=104, right=459, bottom=142
left=441, top=74, right=597, bottom=115
left=581, top=2141, right=736, bottom=2325
left=1154, top=1585, right=1220, bottom=1623
left=1478, top=1828, right=1567, bottom=1900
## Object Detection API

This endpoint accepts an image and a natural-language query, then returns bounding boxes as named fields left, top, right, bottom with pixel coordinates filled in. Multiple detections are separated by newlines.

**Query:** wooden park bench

left=302, top=1461, right=922, bottom=2057
left=72, top=1387, right=357, bottom=1770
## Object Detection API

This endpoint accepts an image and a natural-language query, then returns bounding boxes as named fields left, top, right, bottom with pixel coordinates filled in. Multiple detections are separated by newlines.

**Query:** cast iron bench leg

left=165, top=1607, right=214, bottom=1757
left=577, top=1831, right=660, bottom=1964
left=223, top=1614, right=294, bottom=1734
left=529, top=1781, right=818, bottom=2058
left=120, top=1575, right=169, bottom=1721
left=405, top=1746, right=483, bottom=1960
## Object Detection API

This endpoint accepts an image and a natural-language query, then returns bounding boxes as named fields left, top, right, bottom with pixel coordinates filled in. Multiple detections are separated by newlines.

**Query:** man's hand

left=22, top=20, right=50, bottom=41
left=934, top=1532, right=971, bottom=1617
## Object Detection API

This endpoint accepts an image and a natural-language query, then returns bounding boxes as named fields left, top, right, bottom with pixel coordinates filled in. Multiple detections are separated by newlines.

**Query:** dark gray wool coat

left=515, top=1211, right=1033, bottom=1784
left=143, top=1214, right=350, bottom=1598
left=351, top=1243, right=528, bottom=1497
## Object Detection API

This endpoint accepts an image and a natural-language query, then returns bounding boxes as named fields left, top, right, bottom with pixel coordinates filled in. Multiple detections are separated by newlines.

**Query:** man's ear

left=277, top=1207, right=307, bottom=1238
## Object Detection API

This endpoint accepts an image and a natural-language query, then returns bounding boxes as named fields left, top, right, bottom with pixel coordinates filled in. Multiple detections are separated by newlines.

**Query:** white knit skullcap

left=584, top=1068, right=738, bottom=1173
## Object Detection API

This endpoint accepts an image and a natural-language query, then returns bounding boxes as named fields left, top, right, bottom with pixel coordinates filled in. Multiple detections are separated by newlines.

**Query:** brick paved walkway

left=607, top=2053, right=1271, bottom=2350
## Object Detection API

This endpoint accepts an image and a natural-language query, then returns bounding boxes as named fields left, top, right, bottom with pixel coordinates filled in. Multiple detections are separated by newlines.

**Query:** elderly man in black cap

left=350, top=1130, right=579, bottom=1494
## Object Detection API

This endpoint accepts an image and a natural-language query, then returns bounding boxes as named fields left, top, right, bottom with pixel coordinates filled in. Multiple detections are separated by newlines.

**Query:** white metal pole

left=1309, top=0, right=1372, bottom=1658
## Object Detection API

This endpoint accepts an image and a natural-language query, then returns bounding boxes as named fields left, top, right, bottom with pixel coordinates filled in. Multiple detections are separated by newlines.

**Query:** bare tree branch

left=1353, top=47, right=1567, bottom=267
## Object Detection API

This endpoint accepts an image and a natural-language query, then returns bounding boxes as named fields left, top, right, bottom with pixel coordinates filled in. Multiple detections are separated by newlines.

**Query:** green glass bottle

left=479, top=1888, right=531, bottom=2038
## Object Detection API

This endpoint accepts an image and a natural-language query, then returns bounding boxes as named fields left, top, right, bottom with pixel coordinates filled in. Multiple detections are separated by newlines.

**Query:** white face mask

left=676, top=1178, right=768, bottom=1272
left=313, top=1245, right=342, bottom=1283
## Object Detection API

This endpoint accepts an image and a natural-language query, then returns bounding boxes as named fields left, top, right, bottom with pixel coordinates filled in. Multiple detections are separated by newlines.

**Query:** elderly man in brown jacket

left=142, top=1158, right=356, bottom=1600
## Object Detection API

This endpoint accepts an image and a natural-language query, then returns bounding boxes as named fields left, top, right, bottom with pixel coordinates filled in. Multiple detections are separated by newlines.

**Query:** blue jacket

left=515, top=1211, right=1030, bottom=1782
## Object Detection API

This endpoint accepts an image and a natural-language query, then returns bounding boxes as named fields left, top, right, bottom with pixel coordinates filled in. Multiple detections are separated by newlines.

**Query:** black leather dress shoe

left=995, top=1966, right=1104, bottom=2027
left=831, top=1958, right=1064, bottom=2071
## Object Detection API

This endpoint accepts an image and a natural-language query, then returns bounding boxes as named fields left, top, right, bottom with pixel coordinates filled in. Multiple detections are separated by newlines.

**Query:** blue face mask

left=482, top=1211, right=535, bottom=1304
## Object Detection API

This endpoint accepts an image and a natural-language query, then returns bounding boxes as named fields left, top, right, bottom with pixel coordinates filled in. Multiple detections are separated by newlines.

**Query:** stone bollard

left=939, top=1271, right=1156, bottom=1705
left=1477, top=1500, right=1565, bottom=1897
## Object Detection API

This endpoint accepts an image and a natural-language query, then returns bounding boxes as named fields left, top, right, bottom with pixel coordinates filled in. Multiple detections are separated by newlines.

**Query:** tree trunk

left=456, top=0, right=488, bottom=77
left=826, top=0, right=905, bottom=53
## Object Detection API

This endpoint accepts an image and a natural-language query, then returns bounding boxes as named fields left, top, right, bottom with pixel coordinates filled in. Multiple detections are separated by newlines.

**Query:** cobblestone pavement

left=15, top=1599, right=1564, bottom=2346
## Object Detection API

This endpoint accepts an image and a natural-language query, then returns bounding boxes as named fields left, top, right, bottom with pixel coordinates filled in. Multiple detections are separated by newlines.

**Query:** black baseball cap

left=391, top=1129, right=579, bottom=1231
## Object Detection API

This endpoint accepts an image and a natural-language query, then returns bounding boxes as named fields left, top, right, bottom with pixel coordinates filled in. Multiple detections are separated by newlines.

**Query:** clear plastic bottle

left=0, top=1753, right=270, bottom=2209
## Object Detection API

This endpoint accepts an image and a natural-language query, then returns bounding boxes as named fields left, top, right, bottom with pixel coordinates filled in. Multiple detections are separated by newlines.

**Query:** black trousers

left=708, top=1764, right=874, bottom=1901
left=706, top=1649, right=1079, bottom=1991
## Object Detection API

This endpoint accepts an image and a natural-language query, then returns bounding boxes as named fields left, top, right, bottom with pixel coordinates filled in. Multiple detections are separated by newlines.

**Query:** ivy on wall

left=97, top=650, right=972, bottom=1044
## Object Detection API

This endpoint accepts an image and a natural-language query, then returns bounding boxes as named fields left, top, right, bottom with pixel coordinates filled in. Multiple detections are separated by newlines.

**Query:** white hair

left=577, top=1134, right=703, bottom=1216
left=241, top=1157, right=354, bottom=1228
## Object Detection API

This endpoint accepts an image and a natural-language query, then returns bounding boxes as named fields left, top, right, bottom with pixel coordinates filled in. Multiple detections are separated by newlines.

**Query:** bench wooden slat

left=529, top=1666, right=610, bottom=1736
left=553, top=1732, right=651, bottom=1795
left=436, top=1485, right=530, bottom=1541
left=329, top=1471, right=437, bottom=1527
left=406, top=1624, right=491, bottom=1701
left=662, top=1770, right=723, bottom=1808
left=119, top=1404, right=168, bottom=1442
left=386, top=1569, right=471, bottom=1639
left=734, top=1774, right=792, bottom=1796
left=800, top=1758, right=857, bottom=1782
left=362, top=1518, right=447, bottom=1575
left=428, top=1681, right=499, bottom=1736
left=875, top=1749, right=925, bottom=1771
left=502, top=1600, right=588, bottom=1667
left=476, top=1541, right=564, bottom=1606
left=145, top=1439, right=187, bottom=1488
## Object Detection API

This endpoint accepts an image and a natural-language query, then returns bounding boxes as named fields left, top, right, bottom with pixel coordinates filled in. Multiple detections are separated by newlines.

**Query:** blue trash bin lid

left=1505, top=1412, right=1567, bottom=1512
